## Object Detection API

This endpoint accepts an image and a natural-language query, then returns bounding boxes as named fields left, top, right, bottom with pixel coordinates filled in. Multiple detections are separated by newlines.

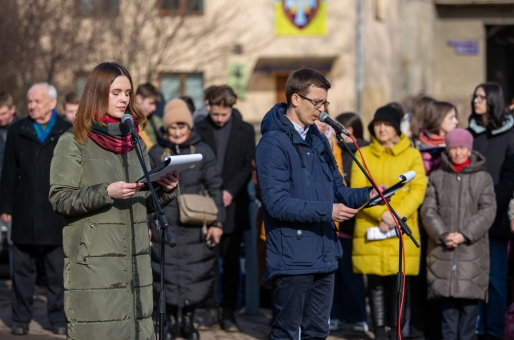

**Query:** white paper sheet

left=138, top=154, right=203, bottom=183
left=366, top=227, right=398, bottom=241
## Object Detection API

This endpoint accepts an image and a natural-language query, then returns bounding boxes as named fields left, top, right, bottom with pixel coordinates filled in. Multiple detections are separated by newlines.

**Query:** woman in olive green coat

left=49, top=62, right=179, bottom=340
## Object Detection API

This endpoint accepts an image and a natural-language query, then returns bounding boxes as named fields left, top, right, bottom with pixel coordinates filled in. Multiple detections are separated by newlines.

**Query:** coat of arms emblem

left=282, top=0, right=321, bottom=30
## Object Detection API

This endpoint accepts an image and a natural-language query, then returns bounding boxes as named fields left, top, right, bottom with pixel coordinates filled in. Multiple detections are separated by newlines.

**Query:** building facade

left=55, top=0, right=514, bottom=132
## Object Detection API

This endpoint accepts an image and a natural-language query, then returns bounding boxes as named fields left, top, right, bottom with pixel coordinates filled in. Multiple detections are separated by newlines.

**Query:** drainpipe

left=357, top=0, right=364, bottom=116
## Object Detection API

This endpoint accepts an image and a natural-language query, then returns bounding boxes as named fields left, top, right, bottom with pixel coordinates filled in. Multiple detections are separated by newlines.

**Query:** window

left=75, top=0, right=119, bottom=16
left=159, top=0, right=203, bottom=15
left=75, top=72, right=89, bottom=96
left=160, top=73, right=204, bottom=110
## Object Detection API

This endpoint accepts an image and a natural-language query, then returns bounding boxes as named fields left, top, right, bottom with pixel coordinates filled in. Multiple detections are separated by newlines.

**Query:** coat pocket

left=320, top=156, right=335, bottom=182
left=281, top=227, right=317, bottom=266
left=76, top=222, right=98, bottom=265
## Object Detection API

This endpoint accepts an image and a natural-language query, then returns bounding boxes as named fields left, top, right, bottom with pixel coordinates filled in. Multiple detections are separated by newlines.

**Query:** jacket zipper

left=118, top=152, right=136, bottom=338
left=451, top=173, right=461, bottom=297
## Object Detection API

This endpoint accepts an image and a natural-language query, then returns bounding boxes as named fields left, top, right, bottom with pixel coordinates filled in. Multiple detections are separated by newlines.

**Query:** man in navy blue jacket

left=255, top=68, right=380, bottom=339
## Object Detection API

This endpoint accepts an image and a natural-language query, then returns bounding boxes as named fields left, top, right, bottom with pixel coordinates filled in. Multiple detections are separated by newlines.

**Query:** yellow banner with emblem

left=275, top=0, right=327, bottom=36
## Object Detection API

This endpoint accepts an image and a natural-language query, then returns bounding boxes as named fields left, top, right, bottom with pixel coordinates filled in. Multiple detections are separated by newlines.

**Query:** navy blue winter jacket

left=255, top=103, right=371, bottom=281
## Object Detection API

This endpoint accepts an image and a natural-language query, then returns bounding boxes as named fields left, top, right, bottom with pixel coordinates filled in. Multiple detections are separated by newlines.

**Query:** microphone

left=121, top=113, right=138, bottom=138
left=318, top=112, right=351, bottom=137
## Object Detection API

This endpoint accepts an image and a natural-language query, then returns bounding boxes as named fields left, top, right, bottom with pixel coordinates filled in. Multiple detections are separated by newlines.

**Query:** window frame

left=75, top=72, right=90, bottom=96
left=74, top=0, right=120, bottom=17
left=157, top=0, right=204, bottom=16
left=159, top=72, right=204, bottom=109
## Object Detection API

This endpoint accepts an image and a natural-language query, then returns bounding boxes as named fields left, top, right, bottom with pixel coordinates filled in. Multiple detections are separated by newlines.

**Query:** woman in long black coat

left=468, top=82, right=514, bottom=339
left=148, top=99, right=224, bottom=340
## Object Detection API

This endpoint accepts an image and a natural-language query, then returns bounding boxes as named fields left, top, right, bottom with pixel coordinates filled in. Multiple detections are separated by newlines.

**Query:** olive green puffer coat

left=49, top=131, right=178, bottom=340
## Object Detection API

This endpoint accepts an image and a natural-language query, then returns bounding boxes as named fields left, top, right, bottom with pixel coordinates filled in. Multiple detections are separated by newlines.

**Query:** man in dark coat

left=195, top=85, right=255, bottom=332
left=0, top=92, right=17, bottom=179
left=0, top=92, right=17, bottom=259
left=255, top=69, right=378, bottom=340
left=0, top=83, right=72, bottom=335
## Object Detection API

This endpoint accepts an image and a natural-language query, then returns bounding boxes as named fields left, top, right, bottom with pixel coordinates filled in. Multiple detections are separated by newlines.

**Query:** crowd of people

left=313, top=83, right=514, bottom=340
left=0, top=62, right=513, bottom=340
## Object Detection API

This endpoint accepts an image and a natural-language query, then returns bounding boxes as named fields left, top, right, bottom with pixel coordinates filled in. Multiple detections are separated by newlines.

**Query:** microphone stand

left=130, top=134, right=176, bottom=340
left=334, top=133, right=420, bottom=337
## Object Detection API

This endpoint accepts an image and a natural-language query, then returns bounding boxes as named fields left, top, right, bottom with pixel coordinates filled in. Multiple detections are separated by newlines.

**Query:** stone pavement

left=0, top=279, right=373, bottom=339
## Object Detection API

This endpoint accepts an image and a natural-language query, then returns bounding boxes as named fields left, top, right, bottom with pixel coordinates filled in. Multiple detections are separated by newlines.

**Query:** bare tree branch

left=0, top=0, right=269, bottom=114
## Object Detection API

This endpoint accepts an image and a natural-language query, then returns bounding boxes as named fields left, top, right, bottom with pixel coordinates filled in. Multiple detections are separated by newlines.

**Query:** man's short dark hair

left=203, top=85, right=219, bottom=101
left=136, top=83, right=161, bottom=103
left=207, top=85, right=237, bottom=108
left=0, top=92, right=14, bottom=107
left=285, top=68, right=331, bottom=106
left=64, top=92, right=80, bottom=106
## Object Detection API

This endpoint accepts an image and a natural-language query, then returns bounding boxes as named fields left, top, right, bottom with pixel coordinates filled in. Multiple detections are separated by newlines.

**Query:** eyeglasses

left=471, top=94, right=486, bottom=103
left=297, top=94, right=330, bottom=109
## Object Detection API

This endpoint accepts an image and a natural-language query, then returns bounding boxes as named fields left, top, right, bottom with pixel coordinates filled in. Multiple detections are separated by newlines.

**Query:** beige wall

left=360, top=0, right=401, bottom=129
left=399, top=0, right=436, bottom=97
left=197, top=0, right=361, bottom=125
left=204, top=0, right=431, bottom=127
left=433, top=20, right=485, bottom=97
left=48, top=0, right=514, bottom=131
left=144, top=0, right=514, bottom=133
left=432, top=19, right=486, bottom=124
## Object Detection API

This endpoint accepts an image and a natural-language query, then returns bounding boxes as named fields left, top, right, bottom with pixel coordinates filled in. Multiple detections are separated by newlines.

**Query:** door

left=486, top=25, right=514, bottom=106
left=276, top=75, right=288, bottom=104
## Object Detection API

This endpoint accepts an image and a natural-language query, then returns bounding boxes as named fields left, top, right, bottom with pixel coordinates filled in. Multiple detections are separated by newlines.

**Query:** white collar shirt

left=289, top=119, right=310, bottom=140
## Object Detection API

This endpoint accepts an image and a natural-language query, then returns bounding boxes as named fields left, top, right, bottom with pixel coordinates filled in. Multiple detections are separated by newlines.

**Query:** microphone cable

left=347, top=134, right=406, bottom=340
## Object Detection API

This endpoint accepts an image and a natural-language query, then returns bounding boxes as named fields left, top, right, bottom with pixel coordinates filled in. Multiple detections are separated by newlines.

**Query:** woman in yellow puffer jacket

left=350, top=106, right=427, bottom=340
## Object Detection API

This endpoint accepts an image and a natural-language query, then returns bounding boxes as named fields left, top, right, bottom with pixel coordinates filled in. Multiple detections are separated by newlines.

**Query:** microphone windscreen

left=318, top=112, right=329, bottom=123
left=121, top=113, right=133, bottom=125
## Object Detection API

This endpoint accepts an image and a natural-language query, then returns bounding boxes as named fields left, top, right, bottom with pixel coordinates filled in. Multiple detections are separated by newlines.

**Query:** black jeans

left=271, top=272, right=334, bottom=340
left=441, top=298, right=478, bottom=340
left=331, top=238, right=367, bottom=324
left=203, top=232, right=243, bottom=312
left=11, top=244, right=65, bottom=325
left=219, top=232, right=243, bottom=311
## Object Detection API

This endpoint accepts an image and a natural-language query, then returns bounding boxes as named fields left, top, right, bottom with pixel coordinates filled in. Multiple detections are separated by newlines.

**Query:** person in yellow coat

left=351, top=106, right=427, bottom=340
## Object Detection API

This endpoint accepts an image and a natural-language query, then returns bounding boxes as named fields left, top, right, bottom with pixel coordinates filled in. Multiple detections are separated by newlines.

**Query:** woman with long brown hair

left=49, top=62, right=179, bottom=339
left=409, top=101, right=458, bottom=339
left=416, top=101, right=459, bottom=175
left=409, top=95, right=436, bottom=140
left=329, top=112, right=370, bottom=333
